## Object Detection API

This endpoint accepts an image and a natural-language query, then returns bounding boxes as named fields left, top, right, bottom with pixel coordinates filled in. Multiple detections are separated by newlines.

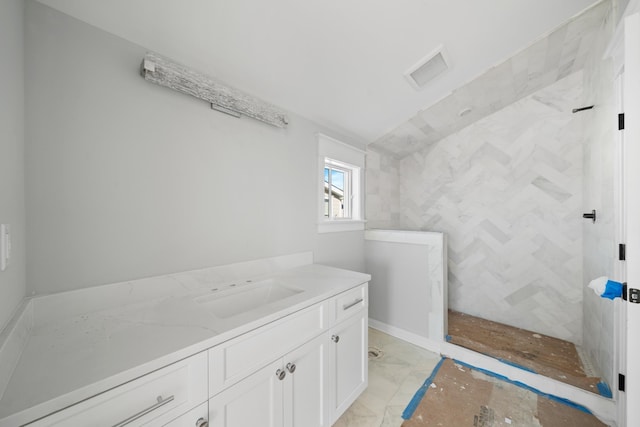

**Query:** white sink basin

left=195, top=280, right=304, bottom=318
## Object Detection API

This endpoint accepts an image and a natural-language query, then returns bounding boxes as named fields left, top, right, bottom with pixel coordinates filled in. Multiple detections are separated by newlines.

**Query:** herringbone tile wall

left=366, top=150, right=400, bottom=230
left=397, top=72, right=584, bottom=344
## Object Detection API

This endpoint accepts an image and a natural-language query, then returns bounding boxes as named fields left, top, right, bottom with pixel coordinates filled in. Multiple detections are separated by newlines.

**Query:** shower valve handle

left=583, top=210, right=596, bottom=223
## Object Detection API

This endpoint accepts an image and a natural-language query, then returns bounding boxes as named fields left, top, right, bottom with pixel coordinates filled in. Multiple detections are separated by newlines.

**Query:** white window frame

left=325, top=158, right=353, bottom=219
left=317, top=133, right=366, bottom=233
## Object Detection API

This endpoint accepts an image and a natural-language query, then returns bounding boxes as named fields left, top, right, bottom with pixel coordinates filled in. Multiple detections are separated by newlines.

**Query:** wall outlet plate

left=0, top=224, right=10, bottom=271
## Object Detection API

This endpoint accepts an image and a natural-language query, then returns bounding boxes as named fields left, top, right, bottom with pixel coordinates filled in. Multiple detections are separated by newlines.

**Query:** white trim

left=368, top=319, right=442, bottom=354
left=624, top=11, right=640, bottom=427
left=325, top=157, right=356, bottom=171
left=365, top=229, right=444, bottom=246
left=317, top=220, right=366, bottom=234
left=614, top=71, right=627, bottom=426
left=324, top=160, right=353, bottom=219
left=316, top=133, right=367, bottom=155
left=317, top=134, right=365, bottom=233
left=0, top=299, right=32, bottom=400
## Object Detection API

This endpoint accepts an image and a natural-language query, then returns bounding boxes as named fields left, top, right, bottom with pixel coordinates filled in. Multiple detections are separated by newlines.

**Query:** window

left=317, top=133, right=365, bottom=233
left=324, top=159, right=352, bottom=219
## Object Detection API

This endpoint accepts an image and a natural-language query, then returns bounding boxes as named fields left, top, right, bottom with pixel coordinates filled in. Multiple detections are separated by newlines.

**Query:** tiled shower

left=365, top=0, right=618, bottom=390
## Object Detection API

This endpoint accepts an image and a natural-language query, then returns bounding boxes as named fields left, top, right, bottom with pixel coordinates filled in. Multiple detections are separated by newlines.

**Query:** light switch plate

left=0, top=224, right=10, bottom=271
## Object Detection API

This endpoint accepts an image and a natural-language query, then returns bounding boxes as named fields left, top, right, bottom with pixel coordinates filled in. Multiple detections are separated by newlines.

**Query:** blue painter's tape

left=497, top=358, right=537, bottom=374
left=597, top=381, right=612, bottom=398
left=401, top=357, right=445, bottom=420
left=445, top=335, right=452, bottom=342
left=452, top=359, right=593, bottom=414
left=602, top=280, right=623, bottom=299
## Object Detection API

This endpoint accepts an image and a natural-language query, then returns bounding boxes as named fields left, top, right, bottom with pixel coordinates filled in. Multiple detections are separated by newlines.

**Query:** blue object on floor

left=401, top=357, right=445, bottom=420
left=597, top=381, right=613, bottom=398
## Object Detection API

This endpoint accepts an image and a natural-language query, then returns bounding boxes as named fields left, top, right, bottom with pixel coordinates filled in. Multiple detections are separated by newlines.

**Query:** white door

left=208, top=359, right=284, bottom=427
left=615, top=69, right=628, bottom=427
left=624, top=10, right=640, bottom=427
left=331, top=313, right=368, bottom=421
left=284, top=334, right=330, bottom=427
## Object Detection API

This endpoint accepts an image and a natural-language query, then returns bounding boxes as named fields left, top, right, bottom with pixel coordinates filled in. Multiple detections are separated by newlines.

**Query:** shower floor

left=447, top=310, right=606, bottom=395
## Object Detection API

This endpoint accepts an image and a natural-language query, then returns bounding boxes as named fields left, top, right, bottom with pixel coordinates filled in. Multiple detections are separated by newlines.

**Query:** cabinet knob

left=195, top=418, right=209, bottom=427
left=286, top=362, right=296, bottom=374
left=276, top=369, right=286, bottom=380
left=331, top=335, right=340, bottom=343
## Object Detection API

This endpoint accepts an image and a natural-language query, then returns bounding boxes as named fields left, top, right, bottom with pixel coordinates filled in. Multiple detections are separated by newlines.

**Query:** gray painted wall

left=0, top=0, right=26, bottom=330
left=25, top=1, right=364, bottom=295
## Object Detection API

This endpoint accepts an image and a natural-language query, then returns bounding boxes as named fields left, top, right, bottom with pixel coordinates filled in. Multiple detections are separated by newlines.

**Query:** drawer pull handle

left=286, top=362, right=296, bottom=374
left=343, top=298, right=364, bottom=311
left=331, top=335, right=340, bottom=343
left=196, top=418, right=209, bottom=427
left=276, top=369, right=286, bottom=380
left=112, top=395, right=174, bottom=427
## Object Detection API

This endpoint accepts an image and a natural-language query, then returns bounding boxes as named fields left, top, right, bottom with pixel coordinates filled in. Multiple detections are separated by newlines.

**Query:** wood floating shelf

left=141, top=52, right=289, bottom=128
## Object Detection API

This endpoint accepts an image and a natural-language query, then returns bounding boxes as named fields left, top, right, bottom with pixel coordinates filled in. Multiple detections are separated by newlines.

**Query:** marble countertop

left=0, top=258, right=370, bottom=426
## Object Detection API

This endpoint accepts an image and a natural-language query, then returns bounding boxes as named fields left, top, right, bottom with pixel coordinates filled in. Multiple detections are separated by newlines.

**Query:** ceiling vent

left=404, top=45, right=449, bottom=90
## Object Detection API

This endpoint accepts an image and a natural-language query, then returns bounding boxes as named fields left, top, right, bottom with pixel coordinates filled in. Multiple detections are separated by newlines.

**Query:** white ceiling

left=37, top=0, right=600, bottom=143
left=370, top=1, right=609, bottom=158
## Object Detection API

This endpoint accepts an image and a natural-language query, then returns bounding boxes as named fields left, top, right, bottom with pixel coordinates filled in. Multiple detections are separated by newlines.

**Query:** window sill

left=317, top=220, right=366, bottom=234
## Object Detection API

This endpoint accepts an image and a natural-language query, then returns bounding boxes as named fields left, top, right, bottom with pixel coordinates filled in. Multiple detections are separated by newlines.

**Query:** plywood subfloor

left=447, top=310, right=604, bottom=394
left=402, top=358, right=609, bottom=427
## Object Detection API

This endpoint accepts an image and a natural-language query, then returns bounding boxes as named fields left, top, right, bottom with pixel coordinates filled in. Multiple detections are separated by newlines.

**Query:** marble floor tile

left=333, top=400, right=383, bottom=427
left=334, top=328, right=440, bottom=427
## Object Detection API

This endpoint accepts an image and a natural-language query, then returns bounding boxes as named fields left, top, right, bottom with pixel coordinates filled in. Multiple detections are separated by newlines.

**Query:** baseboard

left=368, top=318, right=443, bottom=354
left=0, top=299, right=33, bottom=400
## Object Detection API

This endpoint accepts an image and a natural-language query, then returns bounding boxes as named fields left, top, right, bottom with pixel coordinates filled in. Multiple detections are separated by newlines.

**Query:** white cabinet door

left=163, top=402, right=208, bottom=426
left=207, top=290, right=368, bottom=427
left=284, top=334, right=329, bottom=427
left=331, top=312, right=367, bottom=422
left=208, top=359, right=284, bottom=427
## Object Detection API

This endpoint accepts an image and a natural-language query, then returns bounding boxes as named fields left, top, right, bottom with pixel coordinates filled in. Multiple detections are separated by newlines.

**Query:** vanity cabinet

left=330, top=311, right=367, bottom=422
left=285, top=334, right=330, bottom=427
left=208, top=333, right=329, bottom=427
left=20, top=280, right=368, bottom=427
left=28, top=352, right=208, bottom=427
left=164, top=403, right=208, bottom=427
left=208, top=359, right=284, bottom=427
left=208, top=282, right=368, bottom=427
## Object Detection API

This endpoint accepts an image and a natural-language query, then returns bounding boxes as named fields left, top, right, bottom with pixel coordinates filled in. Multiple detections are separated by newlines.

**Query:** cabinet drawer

left=209, top=302, right=327, bottom=396
left=163, top=402, right=208, bottom=427
left=333, top=283, right=367, bottom=324
left=31, top=352, right=208, bottom=427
